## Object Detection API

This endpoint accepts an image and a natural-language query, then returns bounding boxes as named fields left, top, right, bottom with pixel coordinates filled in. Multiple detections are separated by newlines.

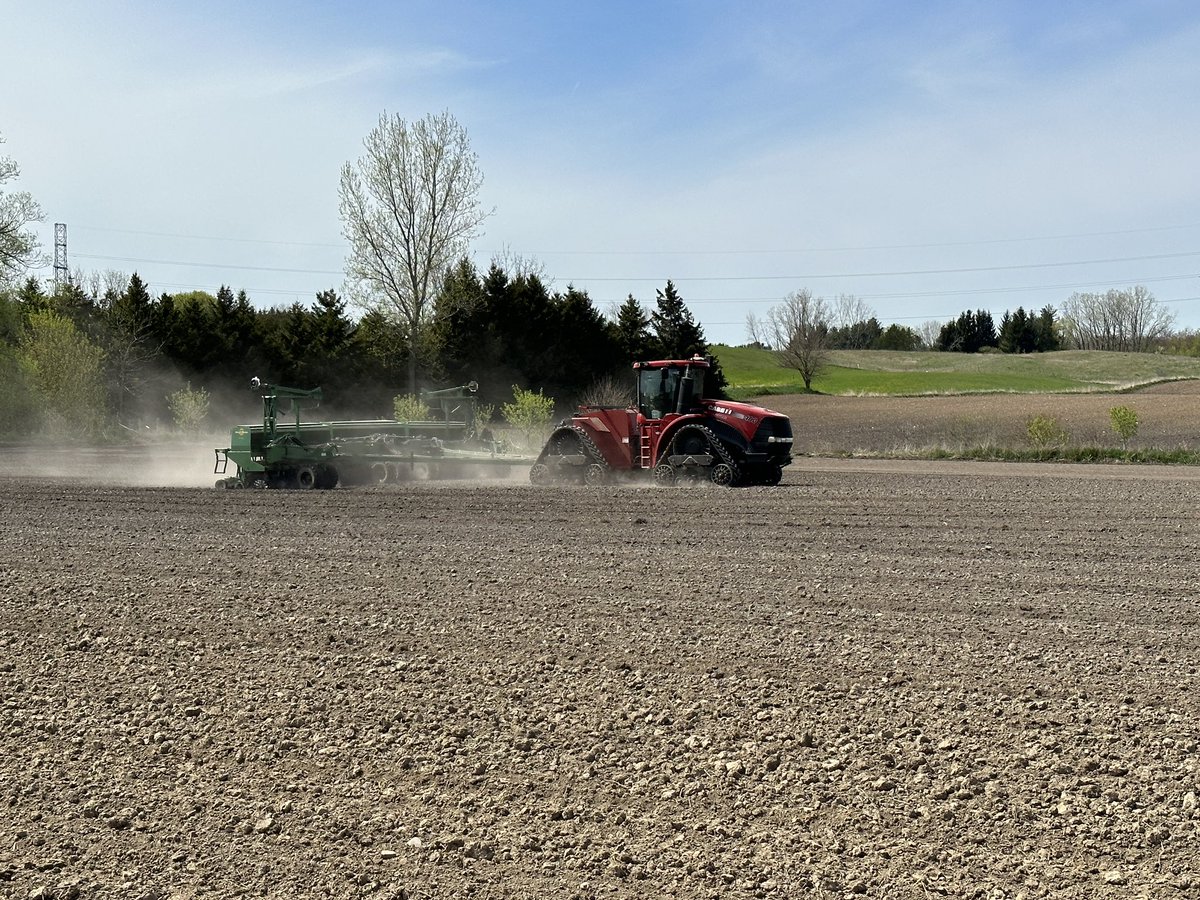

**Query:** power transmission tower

left=53, top=222, right=68, bottom=289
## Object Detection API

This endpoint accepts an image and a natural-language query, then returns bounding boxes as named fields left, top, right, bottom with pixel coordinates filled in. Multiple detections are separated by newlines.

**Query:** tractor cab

left=635, top=355, right=709, bottom=420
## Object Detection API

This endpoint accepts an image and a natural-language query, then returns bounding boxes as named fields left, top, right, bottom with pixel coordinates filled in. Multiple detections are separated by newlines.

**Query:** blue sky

left=3, top=0, right=1199, bottom=345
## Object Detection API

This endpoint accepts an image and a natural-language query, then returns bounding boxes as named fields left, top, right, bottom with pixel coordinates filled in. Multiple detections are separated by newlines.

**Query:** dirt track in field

left=3, top=461, right=1200, bottom=899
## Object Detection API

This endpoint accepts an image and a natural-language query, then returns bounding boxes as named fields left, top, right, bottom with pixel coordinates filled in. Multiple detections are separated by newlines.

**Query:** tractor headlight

left=766, top=436, right=793, bottom=444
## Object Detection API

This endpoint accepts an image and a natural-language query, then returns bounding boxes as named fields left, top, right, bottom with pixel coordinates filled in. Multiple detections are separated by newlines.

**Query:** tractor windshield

left=638, top=364, right=706, bottom=418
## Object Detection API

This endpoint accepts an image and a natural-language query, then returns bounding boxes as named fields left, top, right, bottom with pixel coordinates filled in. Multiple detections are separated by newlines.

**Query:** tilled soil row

left=1, top=471, right=1199, bottom=899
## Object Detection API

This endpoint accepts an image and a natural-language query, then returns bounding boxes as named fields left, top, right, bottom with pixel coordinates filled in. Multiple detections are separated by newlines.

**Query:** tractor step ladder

left=638, top=428, right=652, bottom=469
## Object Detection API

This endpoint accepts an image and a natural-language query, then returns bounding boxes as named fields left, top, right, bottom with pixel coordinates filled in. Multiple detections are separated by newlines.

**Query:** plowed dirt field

left=3, top=457, right=1200, bottom=899
left=761, top=380, right=1200, bottom=454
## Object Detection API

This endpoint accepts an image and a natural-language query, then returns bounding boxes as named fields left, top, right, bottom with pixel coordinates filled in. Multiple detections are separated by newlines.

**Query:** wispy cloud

left=144, top=47, right=491, bottom=103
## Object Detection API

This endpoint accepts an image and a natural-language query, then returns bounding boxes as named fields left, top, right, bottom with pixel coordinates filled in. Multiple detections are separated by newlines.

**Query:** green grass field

left=714, top=345, right=1200, bottom=398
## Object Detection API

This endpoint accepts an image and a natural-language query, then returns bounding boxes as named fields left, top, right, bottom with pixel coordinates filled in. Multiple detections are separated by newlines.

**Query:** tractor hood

left=700, top=398, right=786, bottom=431
left=697, top=398, right=794, bottom=452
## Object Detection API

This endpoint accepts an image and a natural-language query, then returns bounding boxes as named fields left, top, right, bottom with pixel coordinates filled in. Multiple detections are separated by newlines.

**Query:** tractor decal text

left=712, top=406, right=759, bottom=424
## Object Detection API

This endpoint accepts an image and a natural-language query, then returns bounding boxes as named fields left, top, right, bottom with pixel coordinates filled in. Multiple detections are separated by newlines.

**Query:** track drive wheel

left=709, top=461, right=737, bottom=487
left=529, top=462, right=553, bottom=486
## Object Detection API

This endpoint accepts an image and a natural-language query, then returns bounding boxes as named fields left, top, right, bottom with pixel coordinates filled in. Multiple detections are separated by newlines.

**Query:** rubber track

left=665, top=423, right=740, bottom=485
left=534, top=424, right=609, bottom=481
left=570, top=425, right=610, bottom=471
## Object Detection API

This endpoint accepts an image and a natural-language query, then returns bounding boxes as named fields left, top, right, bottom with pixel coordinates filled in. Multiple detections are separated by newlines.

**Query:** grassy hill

left=713, top=346, right=1200, bottom=398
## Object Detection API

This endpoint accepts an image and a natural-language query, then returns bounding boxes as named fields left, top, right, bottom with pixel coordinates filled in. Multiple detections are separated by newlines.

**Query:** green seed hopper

left=214, top=378, right=530, bottom=489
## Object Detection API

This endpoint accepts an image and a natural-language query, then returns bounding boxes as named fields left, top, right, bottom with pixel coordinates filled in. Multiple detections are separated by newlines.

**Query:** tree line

left=0, top=268, right=723, bottom=439
left=748, top=286, right=1183, bottom=391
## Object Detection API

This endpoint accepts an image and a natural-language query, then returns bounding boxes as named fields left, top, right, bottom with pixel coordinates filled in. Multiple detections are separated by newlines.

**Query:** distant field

left=758, top=380, right=1200, bottom=457
left=714, top=345, right=1200, bottom=398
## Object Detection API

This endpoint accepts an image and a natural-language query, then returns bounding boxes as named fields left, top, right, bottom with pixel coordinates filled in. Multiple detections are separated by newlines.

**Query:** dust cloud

left=0, top=437, right=223, bottom=489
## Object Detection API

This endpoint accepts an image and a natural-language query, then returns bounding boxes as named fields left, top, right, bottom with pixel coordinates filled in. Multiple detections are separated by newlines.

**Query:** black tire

left=296, top=466, right=317, bottom=490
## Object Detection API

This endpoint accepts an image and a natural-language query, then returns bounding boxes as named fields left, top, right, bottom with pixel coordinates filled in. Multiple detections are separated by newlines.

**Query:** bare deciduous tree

left=748, top=289, right=833, bottom=391
left=0, top=134, right=44, bottom=287
left=833, top=293, right=873, bottom=329
left=1060, top=286, right=1174, bottom=352
left=339, top=110, right=490, bottom=391
left=491, top=244, right=548, bottom=283
left=918, top=320, right=942, bottom=350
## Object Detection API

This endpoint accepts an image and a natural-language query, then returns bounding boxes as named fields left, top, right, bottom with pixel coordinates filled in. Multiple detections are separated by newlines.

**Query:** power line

left=600, top=273, right=1200, bottom=306
left=69, top=224, right=345, bottom=250
left=564, top=250, right=1200, bottom=282
left=71, top=253, right=344, bottom=276
left=65, top=219, right=1200, bottom=255
left=699, top=295, right=1200, bottom=327
left=70, top=248, right=1200, bottom=282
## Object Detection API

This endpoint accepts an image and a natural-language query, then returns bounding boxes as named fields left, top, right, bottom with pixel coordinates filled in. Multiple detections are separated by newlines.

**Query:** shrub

left=1027, top=414, right=1068, bottom=449
left=502, top=385, right=555, bottom=449
left=167, top=383, right=210, bottom=433
left=1109, top=405, right=1139, bottom=447
left=579, top=374, right=632, bottom=408
left=393, top=393, right=431, bottom=422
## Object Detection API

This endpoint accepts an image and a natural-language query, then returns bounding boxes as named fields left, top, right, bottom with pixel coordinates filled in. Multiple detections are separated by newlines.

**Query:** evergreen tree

left=116, top=273, right=155, bottom=330
left=208, top=285, right=240, bottom=365
left=829, top=316, right=883, bottom=349
left=350, top=308, right=409, bottom=414
left=998, top=307, right=1039, bottom=354
left=615, top=294, right=653, bottom=361
left=873, top=323, right=922, bottom=351
left=1034, top=305, right=1060, bottom=352
left=311, top=289, right=353, bottom=356
left=937, top=309, right=998, bottom=353
left=231, top=290, right=261, bottom=369
left=102, top=273, right=162, bottom=424
left=160, top=291, right=217, bottom=374
left=15, top=276, right=46, bottom=310
left=650, top=280, right=706, bottom=359
left=0, top=287, right=24, bottom=342
left=549, top=285, right=622, bottom=398
left=306, top=288, right=354, bottom=396
left=279, top=302, right=313, bottom=384
left=649, top=280, right=727, bottom=397
left=432, top=263, right=627, bottom=406
left=48, top=280, right=94, bottom=331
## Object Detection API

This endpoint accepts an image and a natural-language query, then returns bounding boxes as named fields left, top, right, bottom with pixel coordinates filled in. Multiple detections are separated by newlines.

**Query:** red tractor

left=530, top=355, right=793, bottom=487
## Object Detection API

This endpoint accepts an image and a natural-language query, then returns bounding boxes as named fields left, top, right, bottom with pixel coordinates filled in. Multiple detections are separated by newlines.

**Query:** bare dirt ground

left=3, top=451, right=1200, bottom=898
